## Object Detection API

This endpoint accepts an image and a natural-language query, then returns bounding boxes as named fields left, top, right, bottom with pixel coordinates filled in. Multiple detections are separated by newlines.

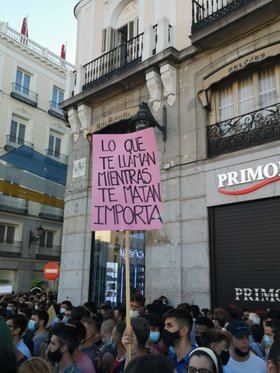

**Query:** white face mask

left=130, top=310, right=139, bottom=318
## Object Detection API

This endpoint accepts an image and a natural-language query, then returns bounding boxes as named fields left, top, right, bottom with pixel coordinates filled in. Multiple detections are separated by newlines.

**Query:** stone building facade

left=60, top=0, right=280, bottom=309
left=0, top=21, right=73, bottom=291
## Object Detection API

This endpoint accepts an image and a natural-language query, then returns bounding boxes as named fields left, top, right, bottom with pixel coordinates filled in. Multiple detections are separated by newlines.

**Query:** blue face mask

left=60, top=307, right=66, bottom=314
left=149, top=331, right=160, bottom=343
left=63, top=316, right=69, bottom=324
left=263, top=334, right=273, bottom=347
left=6, top=307, right=13, bottom=312
left=110, top=338, right=116, bottom=349
left=27, top=319, right=37, bottom=332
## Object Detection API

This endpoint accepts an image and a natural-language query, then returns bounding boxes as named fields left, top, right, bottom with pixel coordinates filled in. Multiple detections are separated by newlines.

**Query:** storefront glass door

left=90, top=230, right=145, bottom=307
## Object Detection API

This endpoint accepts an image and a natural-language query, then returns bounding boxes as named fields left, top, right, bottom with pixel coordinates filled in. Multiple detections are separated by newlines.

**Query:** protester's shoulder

left=249, top=352, right=267, bottom=367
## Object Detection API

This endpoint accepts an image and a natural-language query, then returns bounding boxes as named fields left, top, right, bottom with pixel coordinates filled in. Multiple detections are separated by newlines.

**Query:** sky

left=1, top=0, right=78, bottom=64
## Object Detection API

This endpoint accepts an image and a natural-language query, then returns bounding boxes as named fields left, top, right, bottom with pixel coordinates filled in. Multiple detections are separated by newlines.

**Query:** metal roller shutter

left=209, top=197, right=280, bottom=311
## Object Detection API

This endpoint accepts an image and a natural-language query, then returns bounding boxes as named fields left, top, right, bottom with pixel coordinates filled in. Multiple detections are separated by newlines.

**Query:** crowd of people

left=0, top=290, right=280, bottom=373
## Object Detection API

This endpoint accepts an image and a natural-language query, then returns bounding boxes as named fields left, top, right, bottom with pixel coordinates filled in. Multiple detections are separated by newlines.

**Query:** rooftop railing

left=0, top=21, right=74, bottom=70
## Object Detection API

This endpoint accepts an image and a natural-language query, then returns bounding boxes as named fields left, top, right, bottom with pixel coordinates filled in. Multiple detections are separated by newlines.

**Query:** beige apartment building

left=60, top=0, right=280, bottom=310
left=0, top=21, right=73, bottom=291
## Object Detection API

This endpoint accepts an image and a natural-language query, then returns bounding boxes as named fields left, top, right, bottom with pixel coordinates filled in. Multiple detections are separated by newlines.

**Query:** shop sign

left=235, top=288, right=280, bottom=303
left=90, top=107, right=139, bottom=134
left=228, top=53, right=266, bottom=73
left=120, top=248, right=144, bottom=260
left=91, top=127, right=163, bottom=231
left=218, top=161, right=280, bottom=195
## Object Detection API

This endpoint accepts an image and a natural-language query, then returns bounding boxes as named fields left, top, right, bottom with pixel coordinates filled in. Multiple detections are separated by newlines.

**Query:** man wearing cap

left=226, top=320, right=266, bottom=373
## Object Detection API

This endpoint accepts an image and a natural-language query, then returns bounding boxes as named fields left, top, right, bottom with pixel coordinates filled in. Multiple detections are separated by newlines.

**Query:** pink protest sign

left=91, top=127, right=163, bottom=231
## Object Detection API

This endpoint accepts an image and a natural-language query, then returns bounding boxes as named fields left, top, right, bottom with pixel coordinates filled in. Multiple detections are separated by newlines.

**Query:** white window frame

left=51, top=86, right=64, bottom=111
left=15, top=68, right=31, bottom=96
left=0, top=224, right=16, bottom=244
left=211, top=63, right=280, bottom=124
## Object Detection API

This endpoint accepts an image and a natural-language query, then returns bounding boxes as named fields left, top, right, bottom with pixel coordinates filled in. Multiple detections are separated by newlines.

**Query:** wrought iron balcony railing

left=0, top=194, right=28, bottom=214
left=48, top=101, right=65, bottom=119
left=45, top=149, right=68, bottom=164
left=39, top=205, right=64, bottom=221
left=83, top=32, right=144, bottom=90
left=207, top=103, right=280, bottom=157
left=0, top=241, right=22, bottom=258
left=36, top=244, right=61, bottom=259
left=11, top=82, right=38, bottom=107
left=192, top=0, right=255, bottom=33
left=5, top=135, right=34, bottom=151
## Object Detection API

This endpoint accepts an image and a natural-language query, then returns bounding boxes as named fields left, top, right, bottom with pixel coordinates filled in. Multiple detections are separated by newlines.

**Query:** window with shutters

left=101, top=18, right=139, bottom=53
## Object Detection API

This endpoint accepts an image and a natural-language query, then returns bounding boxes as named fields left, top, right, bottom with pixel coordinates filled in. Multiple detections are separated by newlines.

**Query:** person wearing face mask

left=99, top=319, right=117, bottom=373
left=28, top=310, right=49, bottom=357
left=145, top=313, right=163, bottom=354
left=63, top=307, right=73, bottom=324
left=161, top=308, right=196, bottom=373
left=6, top=314, right=31, bottom=360
left=6, top=300, right=17, bottom=315
left=195, top=317, right=214, bottom=346
left=130, top=294, right=146, bottom=319
left=226, top=320, right=266, bottom=373
left=198, top=329, right=233, bottom=372
left=60, top=300, right=73, bottom=316
left=263, top=320, right=280, bottom=359
left=47, top=324, right=80, bottom=372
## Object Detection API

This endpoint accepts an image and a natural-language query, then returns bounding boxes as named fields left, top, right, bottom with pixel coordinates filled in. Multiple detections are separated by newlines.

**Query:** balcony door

left=9, top=118, right=26, bottom=145
left=117, top=19, right=139, bottom=64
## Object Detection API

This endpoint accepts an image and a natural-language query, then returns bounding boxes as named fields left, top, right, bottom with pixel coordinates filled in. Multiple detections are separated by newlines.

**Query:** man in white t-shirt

left=225, top=319, right=266, bottom=373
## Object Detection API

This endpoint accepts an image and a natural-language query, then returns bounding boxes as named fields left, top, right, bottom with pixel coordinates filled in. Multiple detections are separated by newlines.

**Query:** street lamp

left=29, top=225, right=44, bottom=248
left=129, top=102, right=167, bottom=141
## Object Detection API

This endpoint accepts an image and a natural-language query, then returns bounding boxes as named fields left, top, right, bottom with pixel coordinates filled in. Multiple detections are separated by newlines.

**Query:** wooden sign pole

left=125, top=230, right=132, bottom=363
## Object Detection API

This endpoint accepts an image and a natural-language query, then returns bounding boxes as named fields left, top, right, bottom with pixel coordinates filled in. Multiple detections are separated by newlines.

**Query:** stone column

left=58, top=132, right=92, bottom=305
left=142, top=26, right=155, bottom=61
left=74, top=65, right=86, bottom=95
left=156, top=17, right=172, bottom=53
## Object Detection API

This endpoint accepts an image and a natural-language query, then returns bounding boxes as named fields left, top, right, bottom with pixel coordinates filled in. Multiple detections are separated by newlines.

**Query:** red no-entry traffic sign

left=43, top=262, right=60, bottom=281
